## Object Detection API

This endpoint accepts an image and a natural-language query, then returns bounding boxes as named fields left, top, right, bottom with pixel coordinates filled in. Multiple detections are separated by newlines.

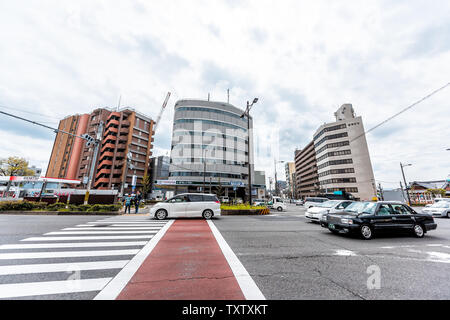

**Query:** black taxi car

left=320, top=201, right=437, bottom=240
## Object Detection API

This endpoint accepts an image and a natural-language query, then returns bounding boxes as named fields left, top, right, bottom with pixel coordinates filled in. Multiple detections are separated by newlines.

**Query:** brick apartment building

left=46, top=107, right=155, bottom=194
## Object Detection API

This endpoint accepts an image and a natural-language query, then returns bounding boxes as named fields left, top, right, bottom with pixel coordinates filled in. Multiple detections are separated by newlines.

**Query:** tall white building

left=313, top=104, right=376, bottom=200
left=169, top=99, right=254, bottom=199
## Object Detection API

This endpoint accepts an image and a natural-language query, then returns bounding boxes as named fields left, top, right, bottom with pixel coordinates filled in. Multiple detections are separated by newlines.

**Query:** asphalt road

left=0, top=206, right=449, bottom=300
left=214, top=204, right=450, bottom=299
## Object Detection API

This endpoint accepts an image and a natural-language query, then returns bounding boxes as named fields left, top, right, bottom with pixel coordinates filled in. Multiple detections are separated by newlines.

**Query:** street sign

left=83, top=176, right=88, bottom=184
left=230, top=181, right=244, bottom=187
left=132, top=175, right=137, bottom=186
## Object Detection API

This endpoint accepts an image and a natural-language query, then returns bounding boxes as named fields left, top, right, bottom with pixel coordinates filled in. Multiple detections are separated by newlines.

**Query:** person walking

left=123, top=194, right=132, bottom=214
left=135, top=190, right=142, bottom=214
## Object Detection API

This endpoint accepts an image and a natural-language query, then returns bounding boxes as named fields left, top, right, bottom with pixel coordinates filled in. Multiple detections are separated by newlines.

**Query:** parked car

left=422, top=201, right=450, bottom=218
left=252, top=199, right=266, bottom=206
left=321, top=201, right=437, bottom=240
left=425, top=198, right=450, bottom=207
left=150, top=193, right=221, bottom=220
left=220, top=196, right=230, bottom=203
left=269, top=196, right=287, bottom=212
left=295, top=199, right=304, bottom=206
left=305, top=200, right=354, bottom=223
left=304, top=197, right=329, bottom=209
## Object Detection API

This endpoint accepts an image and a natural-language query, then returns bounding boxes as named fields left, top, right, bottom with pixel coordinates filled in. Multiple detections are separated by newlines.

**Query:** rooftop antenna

left=227, top=89, right=229, bottom=103
left=208, top=93, right=210, bottom=101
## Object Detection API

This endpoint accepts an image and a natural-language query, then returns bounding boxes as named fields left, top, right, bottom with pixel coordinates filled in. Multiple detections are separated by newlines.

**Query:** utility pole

left=240, top=98, right=258, bottom=204
left=378, top=183, right=384, bottom=201
left=120, top=149, right=133, bottom=198
left=84, top=121, right=103, bottom=205
left=400, top=162, right=412, bottom=205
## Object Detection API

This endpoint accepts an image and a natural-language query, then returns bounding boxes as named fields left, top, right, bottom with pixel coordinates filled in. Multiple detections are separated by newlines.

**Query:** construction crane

left=153, top=92, right=171, bottom=132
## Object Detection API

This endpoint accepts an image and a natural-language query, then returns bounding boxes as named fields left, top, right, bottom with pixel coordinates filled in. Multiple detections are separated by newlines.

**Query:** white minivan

left=150, top=193, right=221, bottom=220
left=303, top=197, right=329, bottom=209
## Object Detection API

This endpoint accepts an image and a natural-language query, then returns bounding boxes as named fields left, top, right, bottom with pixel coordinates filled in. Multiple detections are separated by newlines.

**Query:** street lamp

left=400, top=162, right=412, bottom=205
left=240, top=98, right=258, bottom=204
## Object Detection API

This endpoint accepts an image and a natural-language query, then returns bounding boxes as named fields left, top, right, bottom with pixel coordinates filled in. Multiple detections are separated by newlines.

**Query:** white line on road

left=62, top=227, right=162, bottom=231
left=0, top=278, right=112, bottom=299
left=21, top=235, right=154, bottom=241
left=0, top=241, right=148, bottom=250
left=0, top=260, right=129, bottom=275
left=94, top=219, right=175, bottom=300
left=45, top=231, right=158, bottom=235
left=207, top=220, right=266, bottom=300
left=0, top=249, right=140, bottom=260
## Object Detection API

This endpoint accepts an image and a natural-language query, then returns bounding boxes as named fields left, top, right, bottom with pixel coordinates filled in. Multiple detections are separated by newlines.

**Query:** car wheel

left=360, top=224, right=373, bottom=240
left=155, top=209, right=167, bottom=220
left=277, top=206, right=283, bottom=212
left=413, top=224, right=425, bottom=238
left=447, top=211, right=450, bottom=218
left=203, top=209, right=213, bottom=220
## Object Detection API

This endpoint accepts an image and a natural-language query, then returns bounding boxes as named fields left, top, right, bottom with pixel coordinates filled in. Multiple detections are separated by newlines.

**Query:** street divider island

left=220, top=204, right=270, bottom=215
left=0, top=200, right=122, bottom=215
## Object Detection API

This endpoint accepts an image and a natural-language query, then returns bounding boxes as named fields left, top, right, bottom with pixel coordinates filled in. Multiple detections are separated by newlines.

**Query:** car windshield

left=318, top=200, right=340, bottom=208
left=344, top=202, right=377, bottom=215
left=431, top=201, right=450, bottom=208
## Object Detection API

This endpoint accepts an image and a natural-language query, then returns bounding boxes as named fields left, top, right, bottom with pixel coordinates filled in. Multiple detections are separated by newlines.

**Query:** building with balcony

left=294, top=141, right=320, bottom=199
left=46, top=107, right=155, bottom=195
left=168, top=99, right=254, bottom=199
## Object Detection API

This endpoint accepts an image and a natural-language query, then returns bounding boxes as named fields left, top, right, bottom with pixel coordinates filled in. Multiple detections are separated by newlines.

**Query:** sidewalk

left=116, top=220, right=245, bottom=300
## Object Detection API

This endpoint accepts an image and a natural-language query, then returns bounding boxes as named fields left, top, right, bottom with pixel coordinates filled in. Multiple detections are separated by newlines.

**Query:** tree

left=0, top=157, right=35, bottom=176
left=425, top=188, right=446, bottom=197
left=141, top=174, right=151, bottom=199
left=216, top=177, right=224, bottom=198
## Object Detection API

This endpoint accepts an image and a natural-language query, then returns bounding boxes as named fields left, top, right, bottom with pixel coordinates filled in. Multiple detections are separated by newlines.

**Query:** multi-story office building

left=46, top=107, right=155, bottom=194
left=285, top=162, right=296, bottom=197
left=294, top=141, right=320, bottom=199
left=168, top=99, right=253, bottom=199
left=313, top=104, right=376, bottom=200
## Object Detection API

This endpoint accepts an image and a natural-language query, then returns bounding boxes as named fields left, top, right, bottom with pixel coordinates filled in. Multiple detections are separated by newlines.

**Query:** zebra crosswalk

left=0, top=216, right=169, bottom=299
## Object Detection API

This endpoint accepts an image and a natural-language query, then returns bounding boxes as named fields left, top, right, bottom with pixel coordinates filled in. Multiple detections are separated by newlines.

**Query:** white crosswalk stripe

left=0, top=217, right=169, bottom=299
left=45, top=230, right=158, bottom=235
left=0, top=241, right=148, bottom=250
left=0, top=260, right=129, bottom=275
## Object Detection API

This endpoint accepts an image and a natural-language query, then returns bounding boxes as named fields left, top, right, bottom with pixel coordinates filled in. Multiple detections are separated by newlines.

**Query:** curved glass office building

left=168, top=99, right=254, bottom=198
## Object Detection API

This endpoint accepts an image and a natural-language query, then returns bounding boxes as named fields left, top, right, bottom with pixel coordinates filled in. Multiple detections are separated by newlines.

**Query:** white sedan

left=150, top=193, right=221, bottom=220
left=305, top=200, right=354, bottom=222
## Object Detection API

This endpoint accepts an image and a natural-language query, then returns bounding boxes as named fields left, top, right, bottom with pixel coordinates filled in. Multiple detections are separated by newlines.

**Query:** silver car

left=422, top=201, right=450, bottom=218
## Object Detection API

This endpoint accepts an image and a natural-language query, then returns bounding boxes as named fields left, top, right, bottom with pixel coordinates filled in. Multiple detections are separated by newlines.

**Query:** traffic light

left=81, top=134, right=95, bottom=147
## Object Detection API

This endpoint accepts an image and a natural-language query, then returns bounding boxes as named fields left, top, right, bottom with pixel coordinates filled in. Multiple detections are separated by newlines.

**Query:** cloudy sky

left=0, top=0, right=449, bottom=189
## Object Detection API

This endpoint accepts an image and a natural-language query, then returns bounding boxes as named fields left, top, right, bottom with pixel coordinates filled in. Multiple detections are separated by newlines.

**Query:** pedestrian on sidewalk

left=123, top=193, right=132, bottom=214
left=135, top=190, right=142, bottom=214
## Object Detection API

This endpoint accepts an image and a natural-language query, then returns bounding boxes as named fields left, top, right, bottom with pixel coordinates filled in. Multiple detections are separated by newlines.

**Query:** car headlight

left=341, top=218, right=353, bottom=224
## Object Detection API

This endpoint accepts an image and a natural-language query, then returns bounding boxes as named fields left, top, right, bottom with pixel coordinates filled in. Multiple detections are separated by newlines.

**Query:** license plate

left=329, top=224, right=335, bottom=229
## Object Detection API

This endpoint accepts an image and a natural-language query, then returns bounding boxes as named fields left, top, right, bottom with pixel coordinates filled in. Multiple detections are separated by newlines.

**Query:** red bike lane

left=116, top=219, right=246, bottom=300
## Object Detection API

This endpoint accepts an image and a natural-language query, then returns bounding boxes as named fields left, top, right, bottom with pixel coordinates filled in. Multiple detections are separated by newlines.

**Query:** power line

left=0, top=104, right=62, bottom=121
left=329, top=82, right=450, bottom=154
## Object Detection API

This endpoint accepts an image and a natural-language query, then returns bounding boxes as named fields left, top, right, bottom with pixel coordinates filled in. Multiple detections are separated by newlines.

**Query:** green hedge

left=0, top=201, right=121, bottom=212
left=0, top=201, right=48, bottom=211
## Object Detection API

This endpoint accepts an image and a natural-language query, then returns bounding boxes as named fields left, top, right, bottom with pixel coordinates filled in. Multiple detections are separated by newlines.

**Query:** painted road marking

left=44, top=231, right=159, bottom=235
left=0, top=260, right=129, bottom=275
left=0, top=241, right=148, bottom=250
left=207, top=220, right=266, bottom=300
left=0, top=278, right=112, bottom=299
left=21, top=235, right=154, bottom=241
left=94, top=220, right=174, bottom=300
left=0, top=249, right=140, bottom=260
left=68, top=227, right=162, bottom=230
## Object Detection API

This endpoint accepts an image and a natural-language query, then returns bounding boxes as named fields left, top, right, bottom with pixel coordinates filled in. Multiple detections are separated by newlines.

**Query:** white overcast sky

left=0, top=0, right=449, bottom=189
